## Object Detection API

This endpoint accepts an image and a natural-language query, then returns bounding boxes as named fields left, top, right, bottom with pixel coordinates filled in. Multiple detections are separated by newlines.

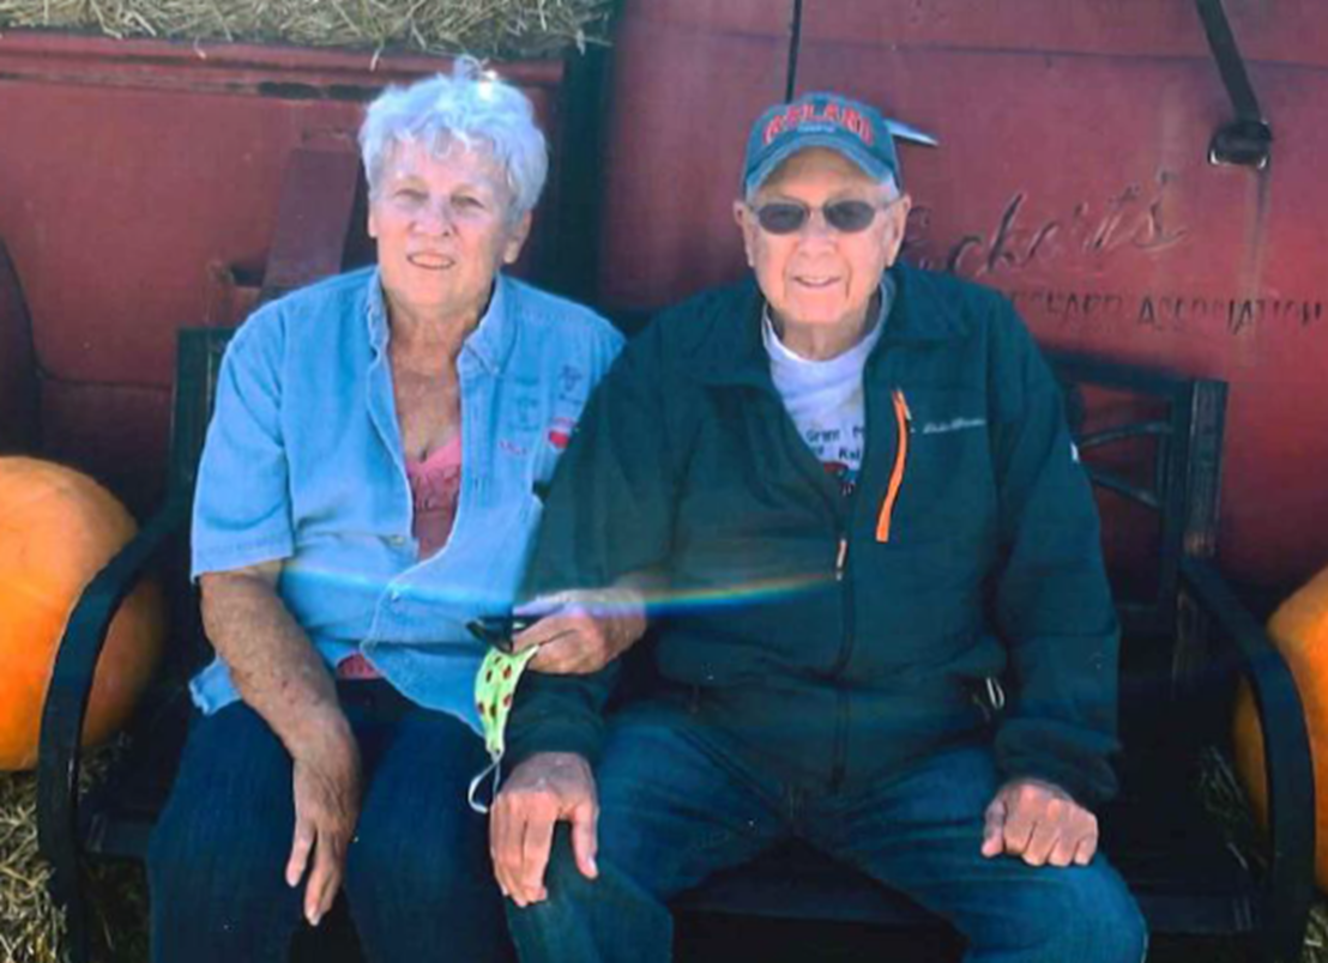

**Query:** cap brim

left=744, top=132, right=895, bottom=196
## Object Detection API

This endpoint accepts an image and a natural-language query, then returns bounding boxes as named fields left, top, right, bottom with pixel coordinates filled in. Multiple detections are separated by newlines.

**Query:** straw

left=0, top=0, right=613, bottom=58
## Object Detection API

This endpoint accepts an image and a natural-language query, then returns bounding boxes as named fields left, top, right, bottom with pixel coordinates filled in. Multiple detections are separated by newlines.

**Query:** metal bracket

left=1208, top=118, right=1273, bottom=171
left=1195, top=0, right=1273, bottom=169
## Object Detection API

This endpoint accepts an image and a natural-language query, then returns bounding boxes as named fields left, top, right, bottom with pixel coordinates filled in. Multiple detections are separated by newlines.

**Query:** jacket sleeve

left=986, top=301, right=1122, bottom=807
left=505, top=318, right=682, bottom=767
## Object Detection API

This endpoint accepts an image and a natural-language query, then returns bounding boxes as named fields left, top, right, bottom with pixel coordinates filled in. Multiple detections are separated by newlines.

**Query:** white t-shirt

left=762, top=282, right=892, bottom=496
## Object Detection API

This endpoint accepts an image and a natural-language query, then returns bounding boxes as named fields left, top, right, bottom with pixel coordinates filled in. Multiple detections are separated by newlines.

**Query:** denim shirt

left=189, top=267, right=624, bottom=732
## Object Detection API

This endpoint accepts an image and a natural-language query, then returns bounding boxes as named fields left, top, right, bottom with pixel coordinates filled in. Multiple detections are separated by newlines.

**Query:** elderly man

left=489, top=91, right=1148, bottom=963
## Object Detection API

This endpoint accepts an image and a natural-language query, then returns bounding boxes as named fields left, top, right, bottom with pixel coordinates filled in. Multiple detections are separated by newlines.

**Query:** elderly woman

left=490, top=91, right=1147, bottom=963
left=146, top=60, right=622, bottom=963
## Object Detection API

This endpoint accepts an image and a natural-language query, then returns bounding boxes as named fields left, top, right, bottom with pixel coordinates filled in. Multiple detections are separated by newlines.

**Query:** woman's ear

left=503, top=210, right=534, bottom=265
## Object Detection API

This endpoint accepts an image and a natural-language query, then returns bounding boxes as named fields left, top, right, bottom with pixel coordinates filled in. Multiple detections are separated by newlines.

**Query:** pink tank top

left=336, top=433, right=463, bottom=681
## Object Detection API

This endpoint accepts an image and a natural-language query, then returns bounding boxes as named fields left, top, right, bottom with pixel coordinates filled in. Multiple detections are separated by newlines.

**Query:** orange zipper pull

left=876, top=388, right=911, bottom=544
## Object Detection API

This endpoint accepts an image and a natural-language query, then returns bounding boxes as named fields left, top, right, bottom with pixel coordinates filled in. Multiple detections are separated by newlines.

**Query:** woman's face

left=369, top=139, right=531, bottom=322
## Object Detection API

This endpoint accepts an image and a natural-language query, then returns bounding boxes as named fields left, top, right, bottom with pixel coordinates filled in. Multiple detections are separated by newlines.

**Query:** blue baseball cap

left=742, top=91, right=935, bottom=197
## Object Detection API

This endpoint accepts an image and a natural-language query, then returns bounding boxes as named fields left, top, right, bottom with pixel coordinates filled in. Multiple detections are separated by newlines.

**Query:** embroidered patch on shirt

left=547, top=416, right=576, bottom=450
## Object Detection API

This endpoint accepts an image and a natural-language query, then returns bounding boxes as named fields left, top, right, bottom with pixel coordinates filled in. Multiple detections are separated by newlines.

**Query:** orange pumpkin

left=0, top=457, right=165, bottom=771
left=1231, top=564, right=1328, bottom=889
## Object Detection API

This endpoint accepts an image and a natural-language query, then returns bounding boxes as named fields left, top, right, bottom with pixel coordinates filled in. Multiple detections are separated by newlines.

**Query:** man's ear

left=883, top=193, right=913, bottom=264
left=734, top=200, right=758, bottom=269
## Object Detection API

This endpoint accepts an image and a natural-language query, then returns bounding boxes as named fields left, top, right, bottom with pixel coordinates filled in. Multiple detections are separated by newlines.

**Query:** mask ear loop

left=468, top=757, right=502, bottom=814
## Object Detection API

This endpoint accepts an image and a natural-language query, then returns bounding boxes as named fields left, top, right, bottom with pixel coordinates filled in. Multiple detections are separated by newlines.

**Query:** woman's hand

left=285, top=710, right=362, bottom=926
left=511, top=588, right=648, bottom=675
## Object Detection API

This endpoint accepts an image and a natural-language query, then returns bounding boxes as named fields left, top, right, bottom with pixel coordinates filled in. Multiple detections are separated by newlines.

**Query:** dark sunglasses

left=752, top=198, right=892, bottom=235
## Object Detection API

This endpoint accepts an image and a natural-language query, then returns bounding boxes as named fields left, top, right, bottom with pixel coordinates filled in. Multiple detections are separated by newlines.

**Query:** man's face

left=735, top=147, right=910, bottom=334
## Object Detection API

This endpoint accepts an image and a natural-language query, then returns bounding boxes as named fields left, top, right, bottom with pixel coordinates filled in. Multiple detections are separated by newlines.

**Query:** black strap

left=784, top=0, right=804, bottom=103
left=1194, top=0, right=1273, bottom=168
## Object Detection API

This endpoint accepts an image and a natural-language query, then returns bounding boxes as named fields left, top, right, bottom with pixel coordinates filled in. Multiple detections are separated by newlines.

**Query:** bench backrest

left=166, top=328, right=1227, bottom=703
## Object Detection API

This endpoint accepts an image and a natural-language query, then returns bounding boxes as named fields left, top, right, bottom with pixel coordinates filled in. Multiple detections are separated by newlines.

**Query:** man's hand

left=980, top=777, right=1098, bottom=867
left=513, top=588, right=647, bottom=675
left=284, top=714, right=362, bottom=926
left=490, top=752, right=598, bottom=907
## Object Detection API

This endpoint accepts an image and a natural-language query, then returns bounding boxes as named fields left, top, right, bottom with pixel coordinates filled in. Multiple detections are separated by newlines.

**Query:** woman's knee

left=148, top=708, right=297, bottom=917
left=149, top=786, right=295, bottom=910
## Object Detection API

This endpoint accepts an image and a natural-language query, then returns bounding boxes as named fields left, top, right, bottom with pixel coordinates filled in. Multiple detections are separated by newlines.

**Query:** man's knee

left=505, top=828, right=673, bottom=963
left=998, top=866, right=1147, bottom=963
left=1055, top=877, right=1147, bottom=963
left=506, top=829, right=663, bottom=922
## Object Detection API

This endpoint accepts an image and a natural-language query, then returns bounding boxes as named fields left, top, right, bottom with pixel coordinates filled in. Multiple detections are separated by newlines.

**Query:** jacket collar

left=366, top=270, right=516, bottom=375
left=694, top=262, right=967, bottom=387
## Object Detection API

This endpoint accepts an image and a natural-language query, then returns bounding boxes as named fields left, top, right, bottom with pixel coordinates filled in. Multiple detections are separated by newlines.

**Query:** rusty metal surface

left=0, top=31, right=565, bottom=96
left=596, top=0, right=1327, bottom=586
left=608, top=0, right=795, bottom=34
left=801, top=0, right=1328, bottom=68
left=0, top=36, right=563, bottom=512
left=0, top=41, right=561, bottom=388
left=37, top=380, right=171, bottom=514
left=258, top=145, right=363, bottom=302
left=597, top=0, right=793, bottom=308
left=794, top=5, right=1328, bottom=586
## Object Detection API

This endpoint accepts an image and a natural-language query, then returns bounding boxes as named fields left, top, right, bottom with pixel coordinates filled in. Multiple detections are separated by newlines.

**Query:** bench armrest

left=1179, top=555, right=1315, bottom=963
left=36, top=495, right=191, bottom=917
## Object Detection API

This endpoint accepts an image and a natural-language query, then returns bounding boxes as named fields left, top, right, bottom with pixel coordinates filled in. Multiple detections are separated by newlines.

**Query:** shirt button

left=388, top=535, right=405, bottom=546
left=389, top=587, right=403, bottom=602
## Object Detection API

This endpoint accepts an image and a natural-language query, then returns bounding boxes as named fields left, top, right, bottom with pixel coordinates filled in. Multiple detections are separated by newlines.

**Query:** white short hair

left=359, top=57, right=549, bottom=219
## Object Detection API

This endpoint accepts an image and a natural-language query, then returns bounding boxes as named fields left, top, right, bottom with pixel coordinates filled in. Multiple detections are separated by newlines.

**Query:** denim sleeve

left=191, top=310, right=295, bottom=579
left=987, top=300, right=1122, bottom=807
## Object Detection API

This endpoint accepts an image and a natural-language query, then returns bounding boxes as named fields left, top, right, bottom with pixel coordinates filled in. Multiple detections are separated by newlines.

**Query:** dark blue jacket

left=509, top=263, right=1121, bottom=805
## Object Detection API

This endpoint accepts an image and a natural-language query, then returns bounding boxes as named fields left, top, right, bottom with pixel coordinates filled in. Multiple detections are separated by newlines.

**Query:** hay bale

left=0, top=0, right=612, bottom=59
left=0, top=747, right=148, bottom=963
left=1, top=768, right=69, bottom=963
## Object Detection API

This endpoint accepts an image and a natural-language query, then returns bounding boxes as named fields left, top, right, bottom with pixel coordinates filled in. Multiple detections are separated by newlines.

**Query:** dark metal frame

left=0, top=239, right=42, bottom=454
left=36, top=336, right=1315, bottom=963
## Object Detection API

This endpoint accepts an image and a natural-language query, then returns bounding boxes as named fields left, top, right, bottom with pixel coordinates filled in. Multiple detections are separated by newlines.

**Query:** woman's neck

left=385, top=284, right=493, bottom=371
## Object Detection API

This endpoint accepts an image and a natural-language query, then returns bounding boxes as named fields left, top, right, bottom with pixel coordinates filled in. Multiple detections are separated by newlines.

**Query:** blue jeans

left=507, top=701, right=1147, bottom=963
left=148, top=681, right=514, bottom=963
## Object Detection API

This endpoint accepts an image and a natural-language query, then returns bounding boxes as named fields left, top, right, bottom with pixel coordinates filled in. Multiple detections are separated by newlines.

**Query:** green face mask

left=468, top=645, right=539, bottom=812
left=476, top=645, right=539, bottom=757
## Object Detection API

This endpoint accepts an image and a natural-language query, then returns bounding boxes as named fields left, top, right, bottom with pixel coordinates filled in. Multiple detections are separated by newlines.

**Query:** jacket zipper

left=830, top=384, right=909, bottom=790
left=829, top=519, right=853, bottom=792
left=875, top=388, right=911, bottom=542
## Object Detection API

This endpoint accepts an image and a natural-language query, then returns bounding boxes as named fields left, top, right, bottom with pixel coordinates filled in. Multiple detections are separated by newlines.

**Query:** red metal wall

left=0, top=35, right=564, bottom=515
left=598, top=0, right=1328, bottom=589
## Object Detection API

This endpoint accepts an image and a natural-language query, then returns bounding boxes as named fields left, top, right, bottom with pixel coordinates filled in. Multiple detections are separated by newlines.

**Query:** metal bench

left=37, top=321, right=1314, bottom=962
